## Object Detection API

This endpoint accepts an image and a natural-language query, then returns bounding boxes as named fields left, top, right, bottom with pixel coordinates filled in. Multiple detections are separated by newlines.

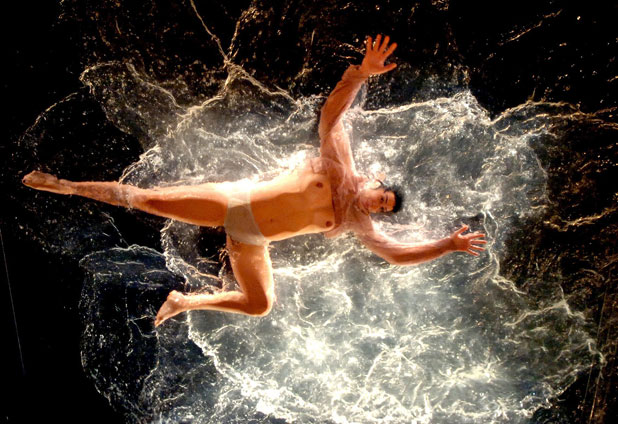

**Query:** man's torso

left=249, top=161, right=336, bottom=241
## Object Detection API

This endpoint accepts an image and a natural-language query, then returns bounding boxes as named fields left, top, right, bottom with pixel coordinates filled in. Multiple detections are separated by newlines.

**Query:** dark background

left=2, top=2, right=124, bottom=422
left=2, top=1, right=616, bottom=422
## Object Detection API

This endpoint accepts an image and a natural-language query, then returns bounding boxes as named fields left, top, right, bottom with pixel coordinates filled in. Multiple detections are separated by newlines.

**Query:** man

left=22, top=35, right=486, bottom=326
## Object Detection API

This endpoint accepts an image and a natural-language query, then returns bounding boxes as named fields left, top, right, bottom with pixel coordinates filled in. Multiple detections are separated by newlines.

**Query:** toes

left=154, top=308, right=169, bottom=328
left=154, top=291, right=187, bottom=328
left=22, top=171, right=40, bottom=186
left=22, top=171, right=58, bottom=189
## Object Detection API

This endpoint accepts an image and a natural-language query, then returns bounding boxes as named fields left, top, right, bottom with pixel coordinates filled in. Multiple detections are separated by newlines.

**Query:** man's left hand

left=449, top=224, right=487, bottom=256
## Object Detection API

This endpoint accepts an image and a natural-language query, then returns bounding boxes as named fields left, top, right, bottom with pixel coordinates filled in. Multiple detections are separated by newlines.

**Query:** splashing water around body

left=74, top=58, right=599, bottom=423
left=14, top=2, right=607, bottom=423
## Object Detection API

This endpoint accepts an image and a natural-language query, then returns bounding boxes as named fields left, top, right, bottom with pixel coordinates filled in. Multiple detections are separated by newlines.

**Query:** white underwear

left=224, top=184, right=269, bottom=246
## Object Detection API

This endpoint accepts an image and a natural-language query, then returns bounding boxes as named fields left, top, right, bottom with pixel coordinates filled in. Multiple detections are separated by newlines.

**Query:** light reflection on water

left=76, top=63, right=600, bottom=423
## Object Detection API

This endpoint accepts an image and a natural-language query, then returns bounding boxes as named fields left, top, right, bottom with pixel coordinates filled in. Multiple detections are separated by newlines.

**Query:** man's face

left=358, top=188, right=396, bottom=214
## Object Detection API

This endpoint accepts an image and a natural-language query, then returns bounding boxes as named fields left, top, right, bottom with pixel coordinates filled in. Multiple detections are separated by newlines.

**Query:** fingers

left=367, top=34, right=396, bottom=53
left=385, top=42, right=397, bottom=56
left=380, top=35, right=390, bottom=52
left=383, top=62, right=397, bottom=72
left=374, top=63, right=397, bottom=75
left=457, top=227, right=486, bottom=241
left=455, top=226, right=487, bottom=257
left=464, top=234, right=486, bottom=245
left=362, top=35, right=397, bottom=76
left=469, top=240, right=487, bottom=246
left=455, top=224, right=469, bottom=235
left=466, top=236, right=486, bottom=256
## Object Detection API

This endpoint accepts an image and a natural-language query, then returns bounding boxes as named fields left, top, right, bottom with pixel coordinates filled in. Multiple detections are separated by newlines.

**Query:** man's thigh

left=130, top=183, right=228, bottom=227
left=226, top=236, right=274, bottom=314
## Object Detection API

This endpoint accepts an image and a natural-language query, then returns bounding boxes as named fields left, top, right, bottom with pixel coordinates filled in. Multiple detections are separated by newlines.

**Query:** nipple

left=316, top=182, right=323, bottom=188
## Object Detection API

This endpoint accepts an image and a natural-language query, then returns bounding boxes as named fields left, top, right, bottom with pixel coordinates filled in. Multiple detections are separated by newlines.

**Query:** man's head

left=357, top=183, right=403, bottom=214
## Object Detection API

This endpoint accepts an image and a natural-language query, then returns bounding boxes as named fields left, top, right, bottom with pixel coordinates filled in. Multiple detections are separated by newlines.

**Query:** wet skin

left=22, top=35, right=486, bottom=327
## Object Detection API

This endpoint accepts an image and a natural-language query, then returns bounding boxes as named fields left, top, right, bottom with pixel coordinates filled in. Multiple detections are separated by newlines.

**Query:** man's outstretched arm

left=357, top=223, right=487, bottom=266
left=319, top=35, right=397, bottom=166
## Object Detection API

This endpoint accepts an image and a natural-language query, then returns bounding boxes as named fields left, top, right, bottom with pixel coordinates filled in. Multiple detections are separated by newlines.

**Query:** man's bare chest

left=250, top=168, right=335, bottom=239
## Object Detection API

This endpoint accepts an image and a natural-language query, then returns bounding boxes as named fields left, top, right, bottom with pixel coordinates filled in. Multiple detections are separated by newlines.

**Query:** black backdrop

left=3, top=1, right=616, bottom=422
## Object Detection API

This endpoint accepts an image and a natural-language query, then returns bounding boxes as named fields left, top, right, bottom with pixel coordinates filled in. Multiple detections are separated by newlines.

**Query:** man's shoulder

left=309, top=157, right=328, bottom=174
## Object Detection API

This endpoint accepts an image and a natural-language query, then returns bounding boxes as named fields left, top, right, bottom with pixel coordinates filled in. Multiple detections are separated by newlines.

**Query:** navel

left=326, top=220, right=333, bottom=227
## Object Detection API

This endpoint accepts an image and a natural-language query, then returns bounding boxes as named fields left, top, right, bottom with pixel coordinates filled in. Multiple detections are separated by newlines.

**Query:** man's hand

left=360, top=34, right=397, bottom=76
left=449, top=224, right=487, bottom=256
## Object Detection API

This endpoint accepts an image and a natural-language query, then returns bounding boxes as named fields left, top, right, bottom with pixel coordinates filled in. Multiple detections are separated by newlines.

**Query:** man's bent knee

left=244, top=294, right=273, bottom=317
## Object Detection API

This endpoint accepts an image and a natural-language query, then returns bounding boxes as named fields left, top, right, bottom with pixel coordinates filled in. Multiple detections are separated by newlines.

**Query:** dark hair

left=383, top=185, right=404, bottom=213
left=382, top=184, right=404, bottom=214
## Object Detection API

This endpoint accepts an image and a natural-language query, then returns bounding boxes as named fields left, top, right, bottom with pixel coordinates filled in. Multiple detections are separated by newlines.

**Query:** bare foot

left=155, top=290, right=189, bottom=327
left=22, top=171, right=72, bottom=194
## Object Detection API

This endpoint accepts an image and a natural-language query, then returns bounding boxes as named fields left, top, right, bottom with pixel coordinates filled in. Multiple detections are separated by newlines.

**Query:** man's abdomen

left=250, top=172, right=335, bottom=241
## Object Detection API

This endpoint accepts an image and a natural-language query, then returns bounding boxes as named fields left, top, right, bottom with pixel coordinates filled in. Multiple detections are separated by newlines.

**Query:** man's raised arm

left=319, top=35, right=397, bottom=165
left=356, top=222, right=487, bottom=266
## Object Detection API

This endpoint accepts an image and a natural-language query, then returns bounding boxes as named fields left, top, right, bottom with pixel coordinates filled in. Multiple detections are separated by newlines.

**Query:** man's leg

left=155, top=235, right=274, bottom=326
left=22, top=170, right=227, bottom=227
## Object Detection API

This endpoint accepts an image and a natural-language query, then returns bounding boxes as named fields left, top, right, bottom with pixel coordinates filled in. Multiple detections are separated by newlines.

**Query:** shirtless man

left=22, top=35, right=486, bottom=326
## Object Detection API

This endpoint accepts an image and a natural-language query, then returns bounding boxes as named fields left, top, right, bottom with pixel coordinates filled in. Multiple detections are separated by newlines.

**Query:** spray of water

left=75, top=59, right=601, bottom=423
left=8, top=2, right=599, bottom=422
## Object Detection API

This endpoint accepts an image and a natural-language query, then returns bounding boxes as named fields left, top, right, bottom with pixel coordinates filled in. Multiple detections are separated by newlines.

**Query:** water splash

left=74, top=60, right=601, bottom=423
left=7, top=1, right=607, bottom=422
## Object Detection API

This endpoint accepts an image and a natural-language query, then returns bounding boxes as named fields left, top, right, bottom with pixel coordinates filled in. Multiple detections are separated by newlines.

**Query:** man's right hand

left=360, top=34, right=397, bottom=76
